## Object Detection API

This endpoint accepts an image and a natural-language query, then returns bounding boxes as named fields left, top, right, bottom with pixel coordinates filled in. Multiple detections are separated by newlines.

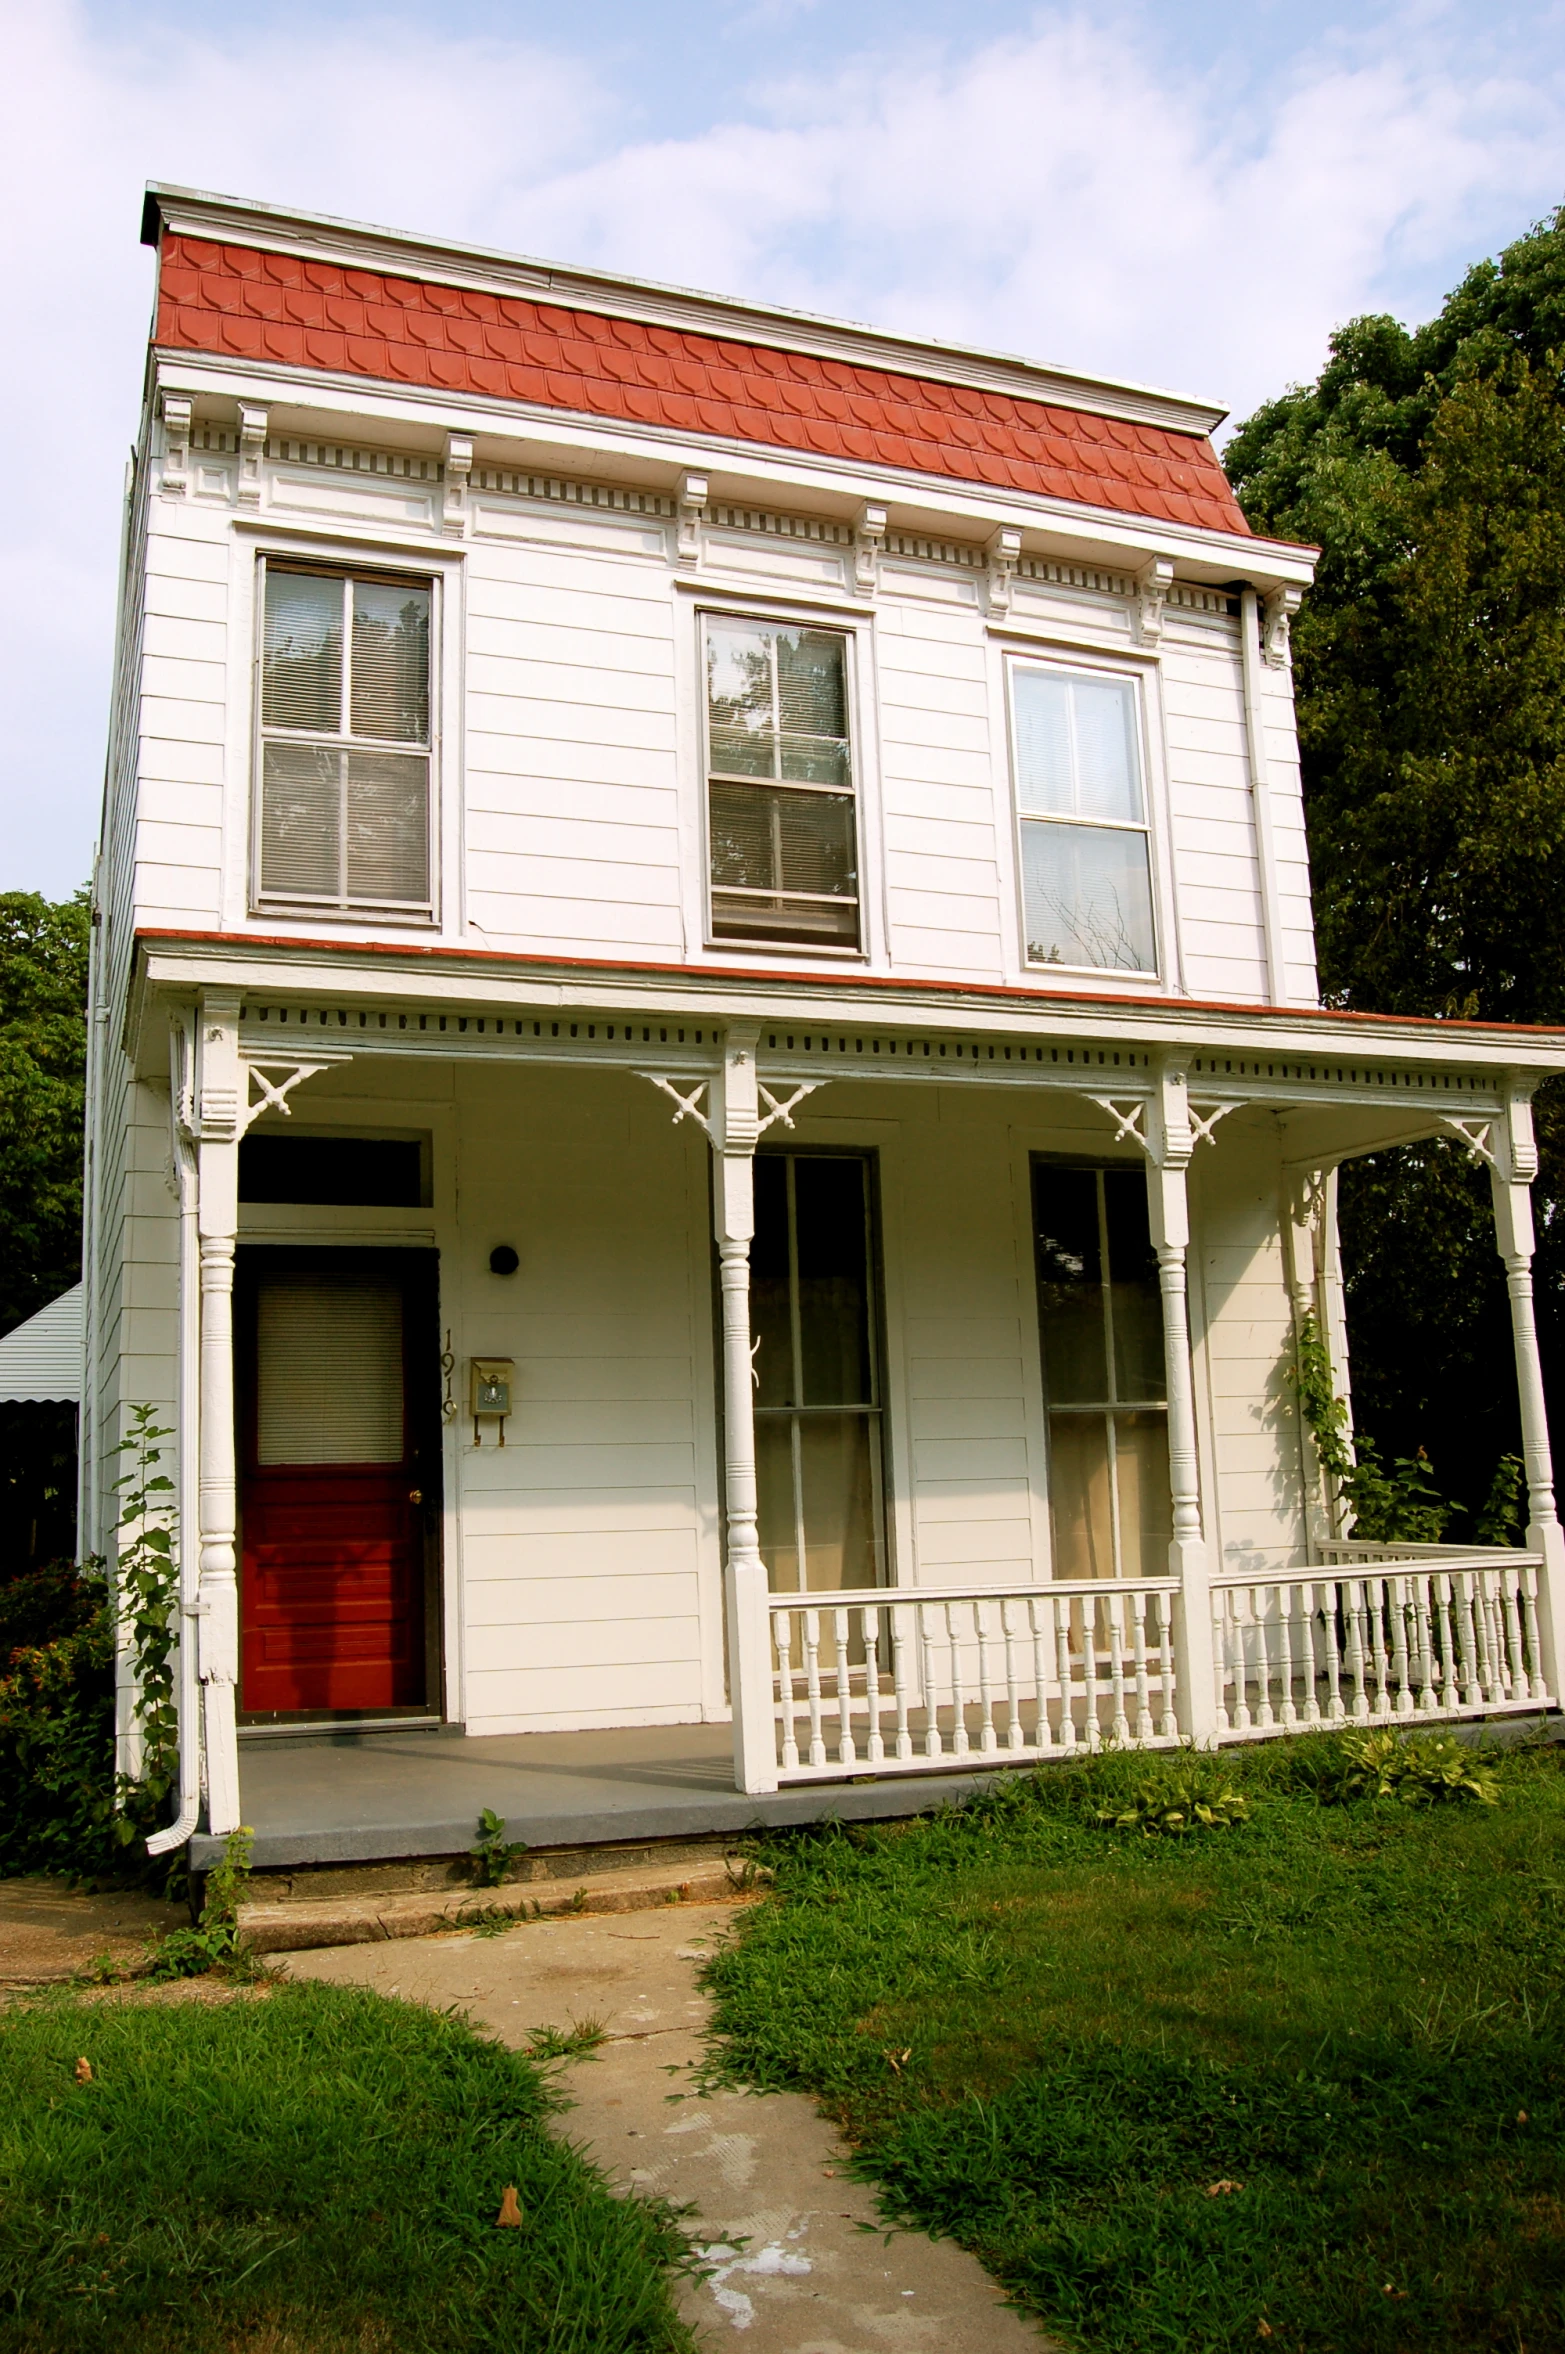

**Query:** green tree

left=1225, top=207, right=1565, bottom=1512
left=0, top=891, right=90, bottom=1574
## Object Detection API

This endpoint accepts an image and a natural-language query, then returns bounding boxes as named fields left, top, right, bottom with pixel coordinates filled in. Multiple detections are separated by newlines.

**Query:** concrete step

left=238, top=1853, right=758, bottom=1954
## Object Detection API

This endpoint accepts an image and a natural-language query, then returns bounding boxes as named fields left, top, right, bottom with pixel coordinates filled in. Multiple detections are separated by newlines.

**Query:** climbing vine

left=110, top=1404, right=180, bottom=1849
left=1293, top=1312, right=1524, bottom=1546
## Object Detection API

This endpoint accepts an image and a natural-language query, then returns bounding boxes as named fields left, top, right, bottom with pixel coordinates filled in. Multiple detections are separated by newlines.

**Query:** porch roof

left=197, top=1722, right=1020, bottom=1872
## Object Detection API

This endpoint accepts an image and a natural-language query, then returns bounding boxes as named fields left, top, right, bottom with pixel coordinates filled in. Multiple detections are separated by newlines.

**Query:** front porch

left=196, top=1719, right=1023, bottom=1872
left=112, top=951, right=1565, bottom=1862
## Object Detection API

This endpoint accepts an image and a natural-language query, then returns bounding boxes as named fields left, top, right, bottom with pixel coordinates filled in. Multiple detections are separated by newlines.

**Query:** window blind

left=256, top=1276, right=405, bottom=1465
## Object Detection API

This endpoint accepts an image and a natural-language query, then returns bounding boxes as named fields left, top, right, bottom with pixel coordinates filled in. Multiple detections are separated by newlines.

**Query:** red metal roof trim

left=132, top=929, right=1565, bottom=1043
left=154, top=236, right=1251, bottom=537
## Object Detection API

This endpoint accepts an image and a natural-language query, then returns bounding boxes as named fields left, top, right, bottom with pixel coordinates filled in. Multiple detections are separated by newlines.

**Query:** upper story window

left=1011, top=664, right=1155, bottom=975
left=256, top=561, right=434, bottom=917
left=704, top=617, right=859, bottom=951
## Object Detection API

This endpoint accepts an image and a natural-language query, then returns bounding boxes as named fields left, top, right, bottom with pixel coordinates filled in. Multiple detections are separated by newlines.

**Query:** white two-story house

left=85, top=184, right=1565, bottom=1870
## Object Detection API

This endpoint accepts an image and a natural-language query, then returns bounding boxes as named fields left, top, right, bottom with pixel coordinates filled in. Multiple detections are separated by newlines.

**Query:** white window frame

left=1004, top=652, right=1163, bottom=983
left=697, top=606, right=867, bottom=959
left=250, top=553, right=442, bottom=926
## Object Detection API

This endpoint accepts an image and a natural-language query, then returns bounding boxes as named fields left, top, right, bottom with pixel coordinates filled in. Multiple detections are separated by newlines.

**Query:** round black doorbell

left=489, top=1244, right=520, bottom=1276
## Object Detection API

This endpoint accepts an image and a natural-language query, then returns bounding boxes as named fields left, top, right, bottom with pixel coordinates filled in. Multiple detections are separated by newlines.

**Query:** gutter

left=1240, top=587, right=1288, bottom=1005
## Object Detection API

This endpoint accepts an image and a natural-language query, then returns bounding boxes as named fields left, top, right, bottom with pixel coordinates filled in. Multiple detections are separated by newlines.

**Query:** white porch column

left=194, top=996, right=243, bottom=1835
left=1145, top=1058, right=1220, bottom=1744
left=710, top=1026, right=779, bottom=1796
left=1489, top=1081, right=1565, bottom=1699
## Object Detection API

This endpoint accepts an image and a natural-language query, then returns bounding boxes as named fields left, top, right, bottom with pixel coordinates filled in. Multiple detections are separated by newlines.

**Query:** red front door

left=239, top=1254, right=436, bottom=1716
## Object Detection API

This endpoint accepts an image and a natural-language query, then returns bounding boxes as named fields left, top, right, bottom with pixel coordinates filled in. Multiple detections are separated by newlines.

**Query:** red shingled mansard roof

left=153, top=235, right=1251, bottom=538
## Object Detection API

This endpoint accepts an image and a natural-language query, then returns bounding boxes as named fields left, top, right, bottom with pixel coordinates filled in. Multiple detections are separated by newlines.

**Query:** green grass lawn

left=0, top=1979, right=694, bottom=2353
left=705, top=1737, right=1565, bottom=2354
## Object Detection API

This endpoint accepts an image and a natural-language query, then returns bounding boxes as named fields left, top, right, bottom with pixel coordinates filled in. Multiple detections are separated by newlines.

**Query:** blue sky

left=6, top=0, right=1564, bottom=895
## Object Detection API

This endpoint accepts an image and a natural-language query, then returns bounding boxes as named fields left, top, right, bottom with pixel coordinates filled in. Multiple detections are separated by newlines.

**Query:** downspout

left=147, top=1013, right=201, bottom=1856
left=1239, top=587, right=1288, bottom=1005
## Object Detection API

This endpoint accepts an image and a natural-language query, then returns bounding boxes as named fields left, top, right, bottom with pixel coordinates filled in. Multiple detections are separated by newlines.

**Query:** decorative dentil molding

left=236, top=404, right=269, bottom=508
left=854, top=502, right=888, bottom=595
left=160, top=393, right=193, bottom=500
left=1135, top=555, right=1176, bottom=647
left=443, top=432, right=473, bottom=536
left=1262, top=585, right=1303, bottom=668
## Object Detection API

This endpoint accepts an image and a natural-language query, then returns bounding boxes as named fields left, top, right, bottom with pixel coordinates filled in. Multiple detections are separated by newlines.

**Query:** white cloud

left=2, top=0, right=1561, bottom=892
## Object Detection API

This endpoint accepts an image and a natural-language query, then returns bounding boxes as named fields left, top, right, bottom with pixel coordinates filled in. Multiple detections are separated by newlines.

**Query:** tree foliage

left=1226, top=208, right=1565, bottom=1511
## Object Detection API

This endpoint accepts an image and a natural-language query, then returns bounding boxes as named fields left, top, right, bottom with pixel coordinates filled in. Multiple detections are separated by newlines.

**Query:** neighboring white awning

left=0, top=1284, right=83, bottom=1402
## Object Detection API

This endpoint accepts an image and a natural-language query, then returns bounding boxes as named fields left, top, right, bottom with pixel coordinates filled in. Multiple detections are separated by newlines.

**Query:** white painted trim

left=152, top=358, right=1314, bottom=591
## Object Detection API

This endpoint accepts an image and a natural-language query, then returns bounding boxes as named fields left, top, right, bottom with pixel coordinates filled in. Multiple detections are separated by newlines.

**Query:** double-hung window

left=1011, top=664, right=1156, bottom=973
left=1034, top=1160, right=1171, bottom=1579
left=256, top=561, right=434, bottom=916
left=704, top=617, right=859, bottom=949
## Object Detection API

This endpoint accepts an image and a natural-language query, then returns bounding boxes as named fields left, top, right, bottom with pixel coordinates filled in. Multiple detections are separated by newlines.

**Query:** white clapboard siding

left=1195, top=1134, right=1310, bottom=1571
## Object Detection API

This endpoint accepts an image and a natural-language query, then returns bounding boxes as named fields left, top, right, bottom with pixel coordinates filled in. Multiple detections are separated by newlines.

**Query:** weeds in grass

left=143, top=1827, right=257, bottom=1982
left=704, top=1738, right=1565, bottom=2353
left=523, top=2019, right=607, bottom=2063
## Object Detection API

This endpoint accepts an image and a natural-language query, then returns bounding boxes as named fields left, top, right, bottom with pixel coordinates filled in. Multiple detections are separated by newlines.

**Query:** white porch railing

left=763, top=1581, right=1181, bottom=1784
left=1212, top=1548, right=1551, bottom=1736
left=728, top=1547, right=1557, bottom=1792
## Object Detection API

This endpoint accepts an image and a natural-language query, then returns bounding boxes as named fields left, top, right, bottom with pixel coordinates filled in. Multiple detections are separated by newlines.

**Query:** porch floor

left=198, top=1721, right=1021, bottom=1870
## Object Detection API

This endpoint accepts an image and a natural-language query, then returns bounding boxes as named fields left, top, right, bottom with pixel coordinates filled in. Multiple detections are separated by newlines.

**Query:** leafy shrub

left=0, top=1593, right=118, bottom=1876
left=1094, top=1774, right=1250, bottom=1836
left=1335, top=1729, right=1500, bottom=1807
left=0, top=1557, right=101, bottom=1659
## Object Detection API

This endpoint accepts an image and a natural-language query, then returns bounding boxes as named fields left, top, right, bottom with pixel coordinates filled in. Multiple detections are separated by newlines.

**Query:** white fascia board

left=132, top=944, right=1565, bottom=1080
left=151, top=353, right=1315, bottom=590
left=146, top=183, right=1229, bottom=439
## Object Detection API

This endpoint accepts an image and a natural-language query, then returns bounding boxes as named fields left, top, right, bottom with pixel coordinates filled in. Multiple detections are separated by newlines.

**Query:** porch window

left=751, top=1152, right=885, bottom=1589
left=704, top=618, right=859, bottom=949
left=256, top=562, right=433, bottom=916
left=1034, top=1160, right=1171, bottom=1578
left=1011, top=665, right=1156, bottom=973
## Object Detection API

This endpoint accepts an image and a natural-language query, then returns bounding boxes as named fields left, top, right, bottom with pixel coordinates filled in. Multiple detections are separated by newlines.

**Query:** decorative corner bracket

left=639, top=1072, right=714, bottom=1139
left=757, top=1081, right=825, bottom=1135
left=854, top=502, right=888, bottom=595
left=1136, top=556, right=1176, bottom=648
left=1084, top=1089, right=1235, bottom=1157
left=241, top=1056, right=346, bottom=1133
left=1261, top=585, right=1303, bottom=668
left=677, top=472, right=709, bottom=564
left=1086, top=1095, right=1149, bottom=1152
left=236, top=403, right=269, bottom=509
left=443, top=432, right=474, bottom=536
left=986, top=526, right=1023, bottom=618
left=1438, top=1114, right=1498, bottom=1170
left=160, top=393, right=192, bottom=500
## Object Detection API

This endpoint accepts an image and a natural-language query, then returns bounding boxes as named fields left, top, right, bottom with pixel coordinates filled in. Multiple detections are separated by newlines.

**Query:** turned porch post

left=1145, top=1057, right=1220, bottom=1744
left=712, top=1026, right=779, bottom=1796
left=193, top=995, right=244, bottom=1834
left=1489, top=1081, right=1565, bottom=1699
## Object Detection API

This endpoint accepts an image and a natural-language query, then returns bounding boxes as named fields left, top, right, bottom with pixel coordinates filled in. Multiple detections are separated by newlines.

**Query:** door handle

left=408, top=1488, right=423, bottom=1505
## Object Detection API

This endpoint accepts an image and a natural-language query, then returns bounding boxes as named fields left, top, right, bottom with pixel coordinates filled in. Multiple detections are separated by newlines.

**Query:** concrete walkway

left=286, top=1901, right=1047, bottom=2351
